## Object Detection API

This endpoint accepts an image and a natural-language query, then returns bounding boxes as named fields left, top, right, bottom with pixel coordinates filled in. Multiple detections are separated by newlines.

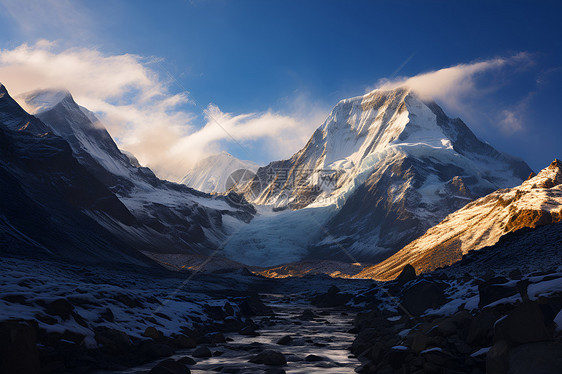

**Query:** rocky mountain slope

left=0, top=84, right=153, bottom=266
left=16, top=88, right=255, bottom=257
left=357, top=159, right=562, bottom=280
left=180, top=152, right=259, bottom=193
left=226, top=88, right=531, bottom=265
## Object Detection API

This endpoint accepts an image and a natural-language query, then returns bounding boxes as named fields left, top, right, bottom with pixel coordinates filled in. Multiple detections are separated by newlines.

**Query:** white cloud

left=373, top=53, right=533, bottom=115
left=0, top=41, right=327, bottom=181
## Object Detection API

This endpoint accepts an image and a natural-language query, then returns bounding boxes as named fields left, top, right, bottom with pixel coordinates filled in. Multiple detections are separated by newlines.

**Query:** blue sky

left=0, top=0, right=561, bottom=179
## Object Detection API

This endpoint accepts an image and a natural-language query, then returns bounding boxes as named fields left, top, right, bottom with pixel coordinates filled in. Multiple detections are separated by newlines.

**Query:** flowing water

left=114, top=293, right=361, bottom=373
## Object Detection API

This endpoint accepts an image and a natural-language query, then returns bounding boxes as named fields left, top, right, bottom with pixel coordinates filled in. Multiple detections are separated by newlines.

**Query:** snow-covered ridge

left=357, top=159, right=562, bottom=280
left=181, top=152, right=259, bottom=193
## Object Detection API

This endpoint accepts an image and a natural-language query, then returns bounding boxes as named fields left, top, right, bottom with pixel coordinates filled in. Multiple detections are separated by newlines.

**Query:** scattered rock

left=400, top=279, right=447, bottom=315
left=395, top=264, right=417, bottom=286
left=508, top=269, right=522, bottom=280
left=239, top=295, right=274, bottom=316
left=249, top=350, right=287, bottom=366
left=508, top=341, right=562, bottom=374
left=177, top=356, right=196, bottom=365
left=174, top=334, right=197, bottom=349
left=94, top=328, right=132, bottom=353
left=239, top=326, right=258, bottom=336
left=0, top=320, right=40, bottom=374
left=311, top=286, right=352, bottom=308
left=143, top=326, right=163, bottom=339
left=494, top=301, right=551, bottom=344
left=478, top=277, right=518, bottom=308
left=305, top=354, right=323, bottom=362
left=276, top=335, right=293, bottom=345
left=44, top=298, right=74, bottom=320
left=100, top=307, right=115, bottom=322
left=486, top=339, right=510, bottom=374
left=192, top=346, right=212, bottom=358
left=149, top=358, right=190, bottom=374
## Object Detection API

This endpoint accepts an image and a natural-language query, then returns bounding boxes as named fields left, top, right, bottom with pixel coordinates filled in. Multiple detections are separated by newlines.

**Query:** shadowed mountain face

left=0, top=83, right=256, bottom=267
left=357, top=159, right=562, bottom=280
left=17, top=88, right=256, bottom=258
left=0, top=84, right=152, bottom=266
left=227, top=88, right=532, bottom=265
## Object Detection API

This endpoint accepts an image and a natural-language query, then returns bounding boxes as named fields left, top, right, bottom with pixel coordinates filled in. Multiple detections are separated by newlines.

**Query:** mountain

left=180, top=152, right=259, bottom=193
left=226, top=87, right=532, bottom=265
left=14, top=87, right=255, bottom=258
left=0, top=83, right=155, bottom=266
left=357, top=159, right=562, bottom=280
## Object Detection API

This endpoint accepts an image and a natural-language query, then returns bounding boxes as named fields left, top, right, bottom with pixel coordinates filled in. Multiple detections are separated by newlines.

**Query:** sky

left=0, top=0, right=560, bottom=180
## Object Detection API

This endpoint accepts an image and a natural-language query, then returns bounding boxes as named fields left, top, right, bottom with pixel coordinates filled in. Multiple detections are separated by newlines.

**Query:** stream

left=113, top=293, right=362, bottom=373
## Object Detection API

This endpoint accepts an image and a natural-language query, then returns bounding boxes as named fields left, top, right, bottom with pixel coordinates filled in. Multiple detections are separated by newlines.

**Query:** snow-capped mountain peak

left=18, top=88, right=73, bottom=114
left=181, top=152, right=259, bottom=193
left=225, top=87, right=532, bottom=265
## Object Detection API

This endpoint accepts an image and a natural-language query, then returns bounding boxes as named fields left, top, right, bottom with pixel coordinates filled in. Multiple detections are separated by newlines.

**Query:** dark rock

left=223, top=302, right=234, bottom=316
left=494, top=301, right=551, bottom=344
left=44, top=298, right=74, bottom=320
left=395, top=264, right=416, bottom=286
left=34, top=313, right=57, bottom=325
left=400, top=279, right=447, bottom=316
left=508, top=342, right=562, bottom=374
left=174, top=334, right=197, bottom=349
left=192, top=346, right=212, bottom=358
left=204, top=305, right=227, bottom=320
left=305, top=354, right=324, bottom=362
left=276, top=335, right=293, bottom=345
left=478, top=277, right=518, bottom=308
left=0, top=320, right=40, bottom=374
left=249, top=350, right=287, bottom=366
left=311, top=286, right=352, bottom=308
left=177, top=356, right=196, bottom=365
left=239, top=295, right=274, bottom=316
left=508, top=269, right=522, bottom=280
left=466, top=310, right=499, bottom=346
left=138, top=340, right=175, bottom=358
left=239, top=326, right=258, bottom=336
left=94, top=328, right=132, bottom=353
left=100, top=307, right=115, bottom=322
left=207, top=332, right=226, bottom=343
left=142, top=326, right=163, bottom=339
left=299, top=309, right=316, bottom=320
left=150, top=358, right=190, bottom=374
left=486, top=340, right=510, bottom=374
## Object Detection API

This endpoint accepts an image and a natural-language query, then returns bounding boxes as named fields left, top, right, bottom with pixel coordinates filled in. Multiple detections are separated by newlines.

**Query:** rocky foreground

left=1, top=239, right=562, bottom=374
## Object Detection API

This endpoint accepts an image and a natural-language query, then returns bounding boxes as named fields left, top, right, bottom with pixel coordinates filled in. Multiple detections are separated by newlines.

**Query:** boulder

left=192, top=346, right=212, bottom=358
left=94, top=328, right=132, bottom=353
left=486, top=340, right=510, bottom=374
left=239, top=295, right=274, bottom=316
left=150, top=358, right=190, bottom=374
left=508, top=342, right=562, bottom=374
left=249, top=350, right=287, bottom=366
left=394, top=264, right=416, bottom=286
left=400, top=280, right=447, bottom=316
left=276, top=335, right=293, bottom=345
left=478, top=277, right=518, bottom=308
left=44, top=298, right=74, bottom=320
left=494, top=301, right=551, bottom=345
left=0, top=320, right=40, bottom=374
left=173, top=334, right=197, bottom=349
left=305, top=354, right=323, bottom=362
left=311, top=286, right=352, bottom=308
left=143, top=326, right=163, bottom=339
